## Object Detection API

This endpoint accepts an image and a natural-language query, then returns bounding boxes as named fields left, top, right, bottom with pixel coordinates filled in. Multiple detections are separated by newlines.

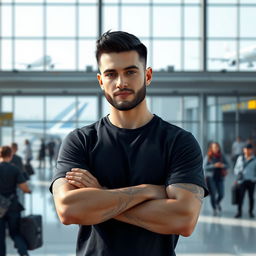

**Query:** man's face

left=97, top=51, right=152, bottom=111
left=243, top=147, right=253, bottom=157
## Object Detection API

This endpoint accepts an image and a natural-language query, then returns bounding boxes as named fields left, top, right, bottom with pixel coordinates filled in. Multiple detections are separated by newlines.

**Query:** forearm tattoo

left=101, top=187, right=145, bottom=221
left=122, top=210, right=150, bottom=230
left=172, top=183, right=204, bottom=204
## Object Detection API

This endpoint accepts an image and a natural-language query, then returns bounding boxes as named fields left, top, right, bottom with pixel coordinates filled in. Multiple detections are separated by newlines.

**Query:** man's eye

left=105, top=73, right=115, bottom=78
left=127, top=70, right=136, bottom=75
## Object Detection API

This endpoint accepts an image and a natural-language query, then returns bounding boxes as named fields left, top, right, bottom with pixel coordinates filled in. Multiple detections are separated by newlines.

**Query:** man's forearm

left=53, top=179, right=165, bottom=226
left=114, top=184, right=204, bottom=236
left=114, top=198, right=200, bottom=236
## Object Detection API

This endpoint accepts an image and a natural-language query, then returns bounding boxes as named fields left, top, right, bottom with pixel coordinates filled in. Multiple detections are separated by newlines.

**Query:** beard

left=103, top=81, right=146, bottom=111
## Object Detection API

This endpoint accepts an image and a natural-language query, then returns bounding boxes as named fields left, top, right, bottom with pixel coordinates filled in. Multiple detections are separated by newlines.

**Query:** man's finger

left=67, top=179, right=85, bottom=188
left=66, top=174, right=92, bottom=185
left=70, top=168, right=97, bottom=180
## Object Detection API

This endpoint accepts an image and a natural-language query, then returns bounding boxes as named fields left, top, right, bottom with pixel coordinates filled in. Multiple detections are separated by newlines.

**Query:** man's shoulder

left=1, top=162, right=19, bottom=174
left=251, top=156, right=256, bottom=163
left=12, top=154, right=23, bottom=161
left=64, top=118, right=107, bottom=144
left=156, top=115, right=192, bottom=138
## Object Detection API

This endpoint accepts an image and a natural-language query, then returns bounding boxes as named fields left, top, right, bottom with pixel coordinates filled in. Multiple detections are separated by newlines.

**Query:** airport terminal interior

left=1, top=0, right=256, bottom=255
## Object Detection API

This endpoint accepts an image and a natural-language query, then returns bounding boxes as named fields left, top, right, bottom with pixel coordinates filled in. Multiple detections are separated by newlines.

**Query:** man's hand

left=65, top=168, right=167, bottom=199
left=214, top=162, right=224, bottom=168
left=65, top=168, right=102, bottom=189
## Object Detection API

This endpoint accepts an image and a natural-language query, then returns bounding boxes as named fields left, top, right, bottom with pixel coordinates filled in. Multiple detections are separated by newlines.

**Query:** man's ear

left=145, top=67, right=153, bottom=86
left=97, top=73, right=104, bottom=90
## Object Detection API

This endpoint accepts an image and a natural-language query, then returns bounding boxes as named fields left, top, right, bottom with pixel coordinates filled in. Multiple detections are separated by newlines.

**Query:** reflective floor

left=6, top=166, right=256, bottom=256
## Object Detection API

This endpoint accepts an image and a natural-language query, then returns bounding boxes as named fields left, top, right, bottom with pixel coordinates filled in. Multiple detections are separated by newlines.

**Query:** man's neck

left=0, top=158, right=9, bottom=163
left=245, top=155, right=253, bottom=161
left=108, top=101, right=153, bottom=129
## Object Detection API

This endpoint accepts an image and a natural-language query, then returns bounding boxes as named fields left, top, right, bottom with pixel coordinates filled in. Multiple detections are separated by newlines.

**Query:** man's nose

left=116, top=75, right=127, bottom=89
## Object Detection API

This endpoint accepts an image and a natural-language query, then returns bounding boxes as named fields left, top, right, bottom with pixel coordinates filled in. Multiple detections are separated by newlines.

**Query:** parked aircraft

left=17, top=101, right=89, bottom=139
left=210, top=44, right=256, bottom=67
left=18, top=55, right=55, bottom=69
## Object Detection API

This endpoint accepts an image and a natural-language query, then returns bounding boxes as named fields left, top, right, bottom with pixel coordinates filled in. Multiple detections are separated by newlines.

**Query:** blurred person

left=23, top=139, right=34, bottom=176
left=246, top=137, right=256, bottom=156
left=50, top=31, right=208, bottom=256
left=0, top=146, right=31, bottom=256
left=38, top=138, right=46, bottom=169
left=231, top=136, right=245, bottom=168
left=47, top=139, right=55, bottom=168
left=203, top=141, right=229, bottom=216
left=10, top=142, right=28, bottom=206
left=23, top=139, right=32, bottom=166
left=10, top=143, right=28, bottom=181
left=234, top=143, right=256, bottom=218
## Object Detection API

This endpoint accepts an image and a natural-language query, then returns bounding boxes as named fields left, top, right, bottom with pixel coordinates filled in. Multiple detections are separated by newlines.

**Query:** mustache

left=113, top=88, right=134, bottom=96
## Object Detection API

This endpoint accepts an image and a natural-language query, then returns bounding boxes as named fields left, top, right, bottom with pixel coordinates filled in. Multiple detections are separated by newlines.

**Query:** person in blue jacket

left=234, top=143, right=256, bottom=218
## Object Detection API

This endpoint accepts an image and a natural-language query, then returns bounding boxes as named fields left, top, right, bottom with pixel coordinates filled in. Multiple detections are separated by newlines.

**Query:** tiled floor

left=6, top=167, right=256, bottom=256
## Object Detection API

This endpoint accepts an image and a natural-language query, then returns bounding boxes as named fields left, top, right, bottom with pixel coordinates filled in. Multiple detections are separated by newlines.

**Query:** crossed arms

left=52, top=168, right=204, bottom=236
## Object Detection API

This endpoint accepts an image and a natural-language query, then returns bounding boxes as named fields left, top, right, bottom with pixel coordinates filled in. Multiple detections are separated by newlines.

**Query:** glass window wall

left=0, top=1, right=202, bottom=71
left=1, top=0, right=255, bottom=71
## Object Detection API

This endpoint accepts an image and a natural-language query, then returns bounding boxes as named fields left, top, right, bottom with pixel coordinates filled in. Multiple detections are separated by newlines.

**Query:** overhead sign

left=0, top=112, right=13, bottom=127
left=248, top=100, right=256, bottom=110
left=222, top=99, right=256, bottom=112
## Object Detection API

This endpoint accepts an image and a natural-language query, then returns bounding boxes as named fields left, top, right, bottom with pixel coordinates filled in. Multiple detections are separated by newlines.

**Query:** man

left=231, top=136, right=245, bottom=168
left=47, top=139, right=56, bottom=168
left=10, top=142, right=28, bottom=206
left=10, top=143, right=28, bottom=181
left=50, top=31, right=208, bottom=256
left=0, top=146, right=31, bottom=256
left=234, top=143, right=256, bottom=218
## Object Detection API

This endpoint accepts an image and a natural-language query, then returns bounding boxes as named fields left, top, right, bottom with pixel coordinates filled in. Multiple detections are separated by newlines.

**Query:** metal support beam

left=98, top=0, right=103, bottom=37
left=199, top=93, right=207, bottom=154
left=201, top=0, right=207, bottom=71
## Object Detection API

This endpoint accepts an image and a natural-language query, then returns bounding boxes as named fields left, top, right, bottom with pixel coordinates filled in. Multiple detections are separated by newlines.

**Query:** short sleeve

left=16, top=166, right=26, bottom=184
left=49, top=129, right=90, bottom=193
left=166, top=131, right=208, bottom=197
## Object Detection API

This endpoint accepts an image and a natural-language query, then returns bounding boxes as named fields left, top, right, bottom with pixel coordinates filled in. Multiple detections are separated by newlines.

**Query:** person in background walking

left=47, top=139, right=55, bottom=169
left=231, top=136, right=245, bottom=168
left=0, top=146, right=31, bottom=256
left=10, top=142, right=28, bottom=206
left=38, top=138, right=46, bottom=169
left=23, top=139, right=32, bottom=166
left=204, top=141, right=229, bottom=216
left=23, top=139, right=34, bottom=177
left=234, top=143, right=256, bottom=218
left=10, top=143, right=27, bottom=181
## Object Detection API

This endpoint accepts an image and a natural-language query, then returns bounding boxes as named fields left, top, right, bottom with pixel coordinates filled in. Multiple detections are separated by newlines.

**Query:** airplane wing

left=16, top=102, right=88, bottom=139
left=208, top=57, right=229, bottom=62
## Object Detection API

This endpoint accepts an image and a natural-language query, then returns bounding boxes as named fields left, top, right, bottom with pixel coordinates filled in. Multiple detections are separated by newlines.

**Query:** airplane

left=17, top=55, right=55, bottom=69
left=15, top=101, right=91, bottom=140
left=209, top=44, right=256, bottom=68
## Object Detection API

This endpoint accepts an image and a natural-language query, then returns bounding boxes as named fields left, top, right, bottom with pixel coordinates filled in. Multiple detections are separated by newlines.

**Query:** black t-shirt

left=50, top=115, right=207, bottom=256
left=0, top=162, right=26, bottom=197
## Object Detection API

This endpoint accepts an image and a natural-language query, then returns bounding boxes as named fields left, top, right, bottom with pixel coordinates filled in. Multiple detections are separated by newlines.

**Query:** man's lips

left=114, top=90, right=133, bottom=96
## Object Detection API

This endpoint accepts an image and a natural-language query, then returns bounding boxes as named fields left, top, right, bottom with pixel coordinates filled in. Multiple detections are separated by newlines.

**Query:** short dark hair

left=0, top=146, right=12, bottom=158
left=96, top=31, right=147, bottom=66
left=244, top=143, right=253, bottom=149
left=11, top=142, right=18, bottom=149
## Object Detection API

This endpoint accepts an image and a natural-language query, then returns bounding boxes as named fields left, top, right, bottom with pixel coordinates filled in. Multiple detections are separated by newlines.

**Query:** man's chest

left=88, top=137, right=170, bottom=188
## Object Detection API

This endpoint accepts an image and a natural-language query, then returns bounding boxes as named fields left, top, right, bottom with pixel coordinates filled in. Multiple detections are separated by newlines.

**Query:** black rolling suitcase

left=19, top=194, right=43, bottom=250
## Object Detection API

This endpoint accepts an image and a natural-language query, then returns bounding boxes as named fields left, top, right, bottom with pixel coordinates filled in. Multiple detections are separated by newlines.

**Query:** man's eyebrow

left=103, top=65, right=139, bottom=74
left=103, top=69, right=116, bottom=74
left=123, top=65, right=139, bottom=70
